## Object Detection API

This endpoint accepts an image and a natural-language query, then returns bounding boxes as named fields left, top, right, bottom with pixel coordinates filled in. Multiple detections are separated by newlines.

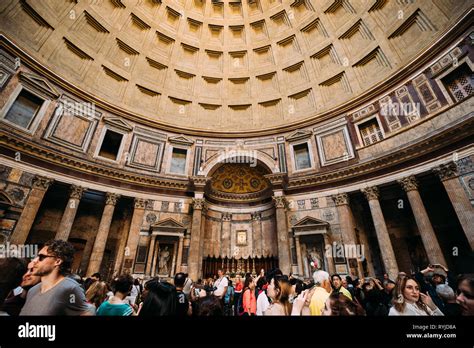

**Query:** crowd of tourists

left=0, top=239, right=473, bottom=316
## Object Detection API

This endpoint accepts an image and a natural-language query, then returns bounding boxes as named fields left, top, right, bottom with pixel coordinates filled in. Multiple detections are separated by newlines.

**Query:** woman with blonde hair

left=86, top=280, right=108, bottom=309
left=389, top=275, right=443, bottom=316
left=263, top=274, right=292, bottom=316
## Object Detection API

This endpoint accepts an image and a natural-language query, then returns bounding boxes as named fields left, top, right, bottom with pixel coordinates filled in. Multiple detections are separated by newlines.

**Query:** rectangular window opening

left=293, top=143, right=311, bottom=170
left=4, top=89, right=44, bottom=129
left=98, top=129, right=123, bottom=160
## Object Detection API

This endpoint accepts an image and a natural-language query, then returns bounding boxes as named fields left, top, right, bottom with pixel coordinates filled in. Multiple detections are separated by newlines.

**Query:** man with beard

left=1, top=261, right=41, bottom=315
left=20, top=239, right=90, bottom=316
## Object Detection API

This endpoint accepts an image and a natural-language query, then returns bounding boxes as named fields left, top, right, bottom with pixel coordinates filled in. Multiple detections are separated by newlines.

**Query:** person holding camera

left=415, top=264, right=455, bottom=314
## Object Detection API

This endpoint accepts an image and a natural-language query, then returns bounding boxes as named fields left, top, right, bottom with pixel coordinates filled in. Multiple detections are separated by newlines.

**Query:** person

left=242, top=275, right=256, bottom=316
left=213, top=269, right=228, bottom=300
left=0, top=257, right=28, bottom=315
left=330, top=274, right=353, bottom=300
left=125, top=278, right=141, bottom=307
left=97, top=274, right=135, bottom=316
left=158, top=246, right=170, bottom=275
left=174, top=272, right=191, bottom=316
left=138, top=279, right=176, bottom=316
left=263, top=273, right=292, bottom=316
left=256, top=276, right=270, bottom=316
left=415, top=264, right=455, bottom=312
left=223, top=279, right=234, bottom=316
left=389, top=275, right=443, bottom=316
left=20, top=240, right=91, bottom=316
left=85, top=272, right=101, bottom=292
left=322, top=292, right=366, bottom=316
left=182, top=273, right=192, bottom=299
left=456, top=274, right=474, bottom=316
left=233, top=274, right=243, bottom=316
left=436, top=284, right=461, bottom=316
left=196, top=295, right=223, bottom=316
left=309, top=270, right=331, bottom=316
left=1, top=261, right=41, bottom=316
left=85, top=280, right=108, bottom=311
left=361, top=277, right=388, bottom=316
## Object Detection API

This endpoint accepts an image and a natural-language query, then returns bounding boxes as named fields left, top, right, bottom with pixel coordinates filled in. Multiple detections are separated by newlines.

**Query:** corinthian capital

left=69, top=185, right=85, bottom=200
left=398, top=175, right=418, bottom=192
left=134, top=198, right=149, bottom=209
left=272, top=196, right=288, bottom=209
left=332, top=193, right=349, bottom=206
left=105, top=192, right=120, bottom=206
left=361, top=186, right=379, bottom=201
left=192, top=198, right=206, bottom=210
left=433, top=162, right=459, bottom=182
left=32, top=176, right=54, bottom=191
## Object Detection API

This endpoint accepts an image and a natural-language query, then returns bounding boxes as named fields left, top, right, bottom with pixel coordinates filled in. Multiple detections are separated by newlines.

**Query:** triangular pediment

left=0, top=191, right=14, bottom=206
left=103, top=116, right=133, bottom=132
left=286, top=129, right=312, bottom=142
left=293, top=216, right=328, bottom=227
left=168, top=135, right=194, bottom=146
left=151, top=217, right=185, bottom=229
left=19, top=72, right=60, bottom=99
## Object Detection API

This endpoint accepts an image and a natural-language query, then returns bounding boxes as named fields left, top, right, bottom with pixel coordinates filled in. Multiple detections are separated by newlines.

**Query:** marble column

left=434, top=162, right=474, bottom=250
left=55, top=185, right=85, bottom=241
left=187, top=198, right=205, bottom=281
left=361, top=186, right=399, bottom=280
left=398, top=175, right=447, bottom=265
left=251, top=212, right=262, bottom=257
left=10, top=176, right=53, bottom=245
left=123, top=198, right=148, bottom=273
left=323, top=233, right=336, bottom=275
left=273, top=196, right=291, bottom=275
left=332, top=193, right=364, bottom=278
left=221, top=212, right=231, bottom=257
left=295, top=235, right=304, bottom=276
left=171, top=242, right=178, bottom=276
left=176, top=236, right=184, bottom=273
left=151, top=240, right=159, bottom=276
left=86, top=193, right=120, bottom=276
left=112, top=209, right=132, bottom=276
left=146, top=235, right=157, bottom=276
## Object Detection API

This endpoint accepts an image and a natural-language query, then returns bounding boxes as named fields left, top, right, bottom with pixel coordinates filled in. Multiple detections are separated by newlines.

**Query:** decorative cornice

left=134, top=197, right=149, bottom=209
left=192, top=198, right=206, bottom=210
left=361, top=186, right=379, bottom=201
left=272, top=196, right=288, bottom=209
left=265, top=173, right=288, bottom=189
left=332, top=193, right=350, bottom=206
left=190, top=176, right=210, bottom=191
left=69, top=185, right=85, bottom=200
left=32, top=175, right=53, bottom=191
left=433, top=161, right=459, bottom=181
left=398, top=175, right=418, bottom=192
left=105, top=192, right=120, bottom=206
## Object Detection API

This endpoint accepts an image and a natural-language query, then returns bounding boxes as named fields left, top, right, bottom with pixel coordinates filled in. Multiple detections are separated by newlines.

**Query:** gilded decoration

left=210, top=164, right=269, bottom=195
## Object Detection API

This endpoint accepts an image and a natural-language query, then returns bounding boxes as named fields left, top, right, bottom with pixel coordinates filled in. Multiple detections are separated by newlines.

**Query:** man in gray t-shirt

left=19, top=239, right=90, bottom=316
left=20, top=277, right=89, bottom=315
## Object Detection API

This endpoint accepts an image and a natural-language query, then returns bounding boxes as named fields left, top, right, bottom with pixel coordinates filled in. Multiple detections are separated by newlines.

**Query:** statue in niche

left=307, top=246, right=322, bottom=270
left=158, top=246, right=170, bottom=275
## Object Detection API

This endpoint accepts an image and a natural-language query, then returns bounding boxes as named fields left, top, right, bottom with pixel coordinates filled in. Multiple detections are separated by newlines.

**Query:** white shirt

left=213, top=277, right=228, bottom=298
left=256, top=291, right=270, bottom=316
left=389, top=302, right=444, bottom=316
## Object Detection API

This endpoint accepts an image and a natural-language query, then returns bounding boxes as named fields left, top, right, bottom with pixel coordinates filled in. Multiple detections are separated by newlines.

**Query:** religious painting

left=335, top=264, right=348, bottom=275
left=236, top=230, right=247, bottom=246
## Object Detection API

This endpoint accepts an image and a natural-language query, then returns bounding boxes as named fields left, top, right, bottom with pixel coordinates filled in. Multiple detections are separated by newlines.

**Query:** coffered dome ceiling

left=0, top=0, right=466, bottom=134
